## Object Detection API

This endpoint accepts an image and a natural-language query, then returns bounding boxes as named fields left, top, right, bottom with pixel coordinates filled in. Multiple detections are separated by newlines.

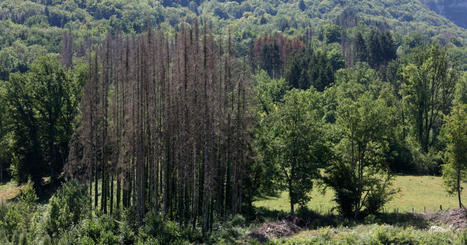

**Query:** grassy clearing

left=254, top=175, right=467, bottom=214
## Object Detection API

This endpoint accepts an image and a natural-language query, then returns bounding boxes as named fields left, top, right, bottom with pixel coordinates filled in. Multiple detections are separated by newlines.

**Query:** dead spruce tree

left=67, top=23, right=252, bottom=232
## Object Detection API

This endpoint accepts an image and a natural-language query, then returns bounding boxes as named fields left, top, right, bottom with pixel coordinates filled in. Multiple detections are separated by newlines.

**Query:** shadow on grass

left=251, top=206, right=430, bottom=230
left=373, top=212, right=430, bottom=229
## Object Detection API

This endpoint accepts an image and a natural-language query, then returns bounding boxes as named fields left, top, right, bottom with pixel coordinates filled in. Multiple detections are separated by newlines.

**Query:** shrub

left=44, top=180, right=89, bottom=237
left=208, top=215, right=250, bottom=244
left=118, top=208, right=138, bottom=244
left=18, top=179, right=38, bottom=205
left=73, top=215, right=119, bottom=245
left=231, top=214, right=246, bottom=227
left=0, top=205, right=22, bottom=235
left=139, top=211, right=183, bottom=244
left=0, top=180, right=38, bottom=240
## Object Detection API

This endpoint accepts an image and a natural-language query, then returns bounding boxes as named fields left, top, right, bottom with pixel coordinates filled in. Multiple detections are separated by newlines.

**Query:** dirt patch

left=248, top=218, right=302, bottom=242
left=425, top=208, right=467, bottom=231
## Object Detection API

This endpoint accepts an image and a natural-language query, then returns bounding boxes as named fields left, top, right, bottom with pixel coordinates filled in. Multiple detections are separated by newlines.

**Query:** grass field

left=254, top=175, right=467, bottom=214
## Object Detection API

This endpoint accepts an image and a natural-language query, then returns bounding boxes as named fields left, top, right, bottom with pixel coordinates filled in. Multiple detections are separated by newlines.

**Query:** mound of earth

left=425, top=208, right=467, bottom=231
left=248, top=218, right=302, bottom=242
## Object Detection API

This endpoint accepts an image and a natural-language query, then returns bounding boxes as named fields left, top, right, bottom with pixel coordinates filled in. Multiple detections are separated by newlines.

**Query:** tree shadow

left=373, top=212, right=430, bottom=229
left=252, top=206, right=430, bottom=230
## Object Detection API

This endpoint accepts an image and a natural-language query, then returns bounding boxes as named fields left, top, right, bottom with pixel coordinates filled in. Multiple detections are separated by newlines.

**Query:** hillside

left=421, top=0, right=467, bottom=28
left=1, top=0, right=466, bottom=81
left=0, top=0, right=465, bottom=54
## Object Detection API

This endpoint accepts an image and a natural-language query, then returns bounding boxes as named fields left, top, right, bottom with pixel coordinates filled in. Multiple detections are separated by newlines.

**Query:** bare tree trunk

left=69, top=22, right=252, bottom=232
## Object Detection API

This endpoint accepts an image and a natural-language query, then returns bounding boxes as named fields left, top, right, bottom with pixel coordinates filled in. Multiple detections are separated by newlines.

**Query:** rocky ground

left=248, top=217, right=302, bottom=242
left=425, top=208, right=467, bottom=232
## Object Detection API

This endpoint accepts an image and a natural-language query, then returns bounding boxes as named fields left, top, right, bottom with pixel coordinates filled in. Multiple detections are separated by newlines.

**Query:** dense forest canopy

left=0, top=0, right=466, bottom=244
left=0, top=0, right=466, bottom=79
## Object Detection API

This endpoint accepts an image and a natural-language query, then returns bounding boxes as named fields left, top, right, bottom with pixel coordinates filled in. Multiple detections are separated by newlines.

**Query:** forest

left=0, top=0, right=466, bottom=244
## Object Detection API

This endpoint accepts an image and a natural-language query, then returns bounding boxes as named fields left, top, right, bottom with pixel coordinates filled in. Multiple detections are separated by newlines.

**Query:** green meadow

left=254, top=175, right=467, bottom=214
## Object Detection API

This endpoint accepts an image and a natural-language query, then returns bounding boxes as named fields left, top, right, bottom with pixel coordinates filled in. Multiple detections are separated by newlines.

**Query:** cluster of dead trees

left=67, top=22, right=251, bottom=232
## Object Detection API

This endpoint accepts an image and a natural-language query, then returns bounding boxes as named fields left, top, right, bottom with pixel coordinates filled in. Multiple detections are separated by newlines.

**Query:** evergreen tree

left=354, top=32, right=368, bottom=63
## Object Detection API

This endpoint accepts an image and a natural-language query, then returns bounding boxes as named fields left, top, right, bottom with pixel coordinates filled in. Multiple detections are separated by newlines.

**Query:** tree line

left=0, top=20, right=465, bottom=233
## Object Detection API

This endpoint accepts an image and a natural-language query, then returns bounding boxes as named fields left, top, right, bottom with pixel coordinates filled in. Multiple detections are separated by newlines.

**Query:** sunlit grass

left=0, top=180, right=25, bottom=202
left=254, top=175, right=467, bottom=214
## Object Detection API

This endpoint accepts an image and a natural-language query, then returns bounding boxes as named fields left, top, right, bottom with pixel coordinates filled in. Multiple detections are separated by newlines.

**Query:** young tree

left=441, top=104, right=466, bottom=208
left=354, top=32, right=367, bottom=63
left=285, top=49, right=336, bottom=91
left=270, top=89, right=327, bottom=214
left=285, top=54, right=309, bottom=90
left=323, top=94, right=397, bottom=219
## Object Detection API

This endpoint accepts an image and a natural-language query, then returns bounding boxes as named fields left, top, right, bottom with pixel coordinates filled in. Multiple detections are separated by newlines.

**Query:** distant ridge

left=420, top=0, right=467, bottom=29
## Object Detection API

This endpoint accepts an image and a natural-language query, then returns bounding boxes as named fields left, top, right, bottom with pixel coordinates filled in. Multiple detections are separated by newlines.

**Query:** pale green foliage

left=441, top=103, right=467, bottom=207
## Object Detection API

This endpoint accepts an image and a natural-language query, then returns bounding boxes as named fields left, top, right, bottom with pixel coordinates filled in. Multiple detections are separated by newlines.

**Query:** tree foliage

left=441, top=103, right=467, bottom=208
left=285, top=48, right=339, bottom=91
left=323, top=93, right=397, bottom=219
left=401, top=45, right=459, bottom=153
left=3, top=54, right=80, bottom=185
left=269, top=89, right=328, bottom=214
